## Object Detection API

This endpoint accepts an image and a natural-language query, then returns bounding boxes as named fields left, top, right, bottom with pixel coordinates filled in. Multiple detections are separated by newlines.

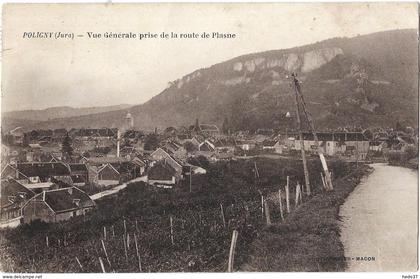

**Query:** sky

left=2, top=2, right=418, bottom=112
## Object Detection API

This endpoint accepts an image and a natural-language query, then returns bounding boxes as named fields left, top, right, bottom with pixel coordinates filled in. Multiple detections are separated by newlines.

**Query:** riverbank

left=241, top=165, right=373, bottom=271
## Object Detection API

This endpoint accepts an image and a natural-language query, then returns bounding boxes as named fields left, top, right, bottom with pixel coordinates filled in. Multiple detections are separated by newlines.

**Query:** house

left=131, top=157, right=147, bottom=176
left=1, top=179, right=35, bottom=222
left=150, top=148, right=183, bottom=176
left=85, top=156, right=129, bottom=168
left=68, top=163, right=89, bottom=186
left=161, top=141, right=187, bottom=160
left=369, top=141, right=385, bottom=152
left=22, top=187, right=95, bottom=223
left=236, top=140, right=256, bottom=151
left=198, top=140, right=215, bottom=152
left=292, top=132, right=370, bottom=160
left=198, top=124, right=220, bottom=137
left=16, top=162, right=72, bottom=184
left=262, top=139, right=283, bottom=154
left=147, top=162, right=178, bottom=186
left=111, top=161, right=141, bottom=181
left=96, top=163, right=121, bottom=186
left=119, top=146, right=138, bottom=160
left=1, top=163, right=29, bottom=182
left=214, top=138, right=236, bottom=154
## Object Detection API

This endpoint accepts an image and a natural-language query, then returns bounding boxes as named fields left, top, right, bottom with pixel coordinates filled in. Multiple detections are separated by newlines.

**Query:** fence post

left=278, top=189, right=284, bottom=221
left=295, top=183, right=301, bottom=207
left=134, top=233, right=142, bottom=272
left=123, top=234, right=128, bottom=261
left=264, top=200, right=271, bottom=225
left=285, top=178, right=290, bottom=213
left=261, top=194, right=264, bottom=219
left=220, top=204, right=226, bottom=228
left=170, top=216, right=174, bottom=246
left=103, top=226, right=107, bottom=240
left=46, top=236, right=49, bottom=247
left=75, top=257, right=83, bottom=271
left=101, top=239, right=111, bottom=268
left=123, top=219, right=127, bottom=237
left=227, top=230, right=239, bottom=272
left=320, top=172, right=326, bottom=190
left=98, top=257, right=106, bottom=273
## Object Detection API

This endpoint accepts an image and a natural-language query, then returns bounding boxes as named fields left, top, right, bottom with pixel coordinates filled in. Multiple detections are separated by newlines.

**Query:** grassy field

left=241, top=165, right=373, bottom=271
left=0, top=157, right=367, bottom=272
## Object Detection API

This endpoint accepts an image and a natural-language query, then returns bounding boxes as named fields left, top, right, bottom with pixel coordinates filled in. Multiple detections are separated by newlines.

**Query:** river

left=340, top=163, right=418, bottom=271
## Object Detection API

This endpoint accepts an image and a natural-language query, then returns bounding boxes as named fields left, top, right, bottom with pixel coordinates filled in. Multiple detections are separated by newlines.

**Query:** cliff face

left=229, top=47, right=344, bottom=74
left=10, top=29, right=418, bottom=131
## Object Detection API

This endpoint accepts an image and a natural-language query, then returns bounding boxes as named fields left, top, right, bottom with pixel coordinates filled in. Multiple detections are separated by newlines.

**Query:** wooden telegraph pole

left=291, top=73, right=311, bottom=195
left=291, top=73, right=333, bottom=192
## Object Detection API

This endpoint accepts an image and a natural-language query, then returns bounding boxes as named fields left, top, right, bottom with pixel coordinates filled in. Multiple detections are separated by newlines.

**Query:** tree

left=144, top=134, right=159, bottom=151
left=61, top=133, right=73, bottom=161
left=194, top=118, right=200, bottom=132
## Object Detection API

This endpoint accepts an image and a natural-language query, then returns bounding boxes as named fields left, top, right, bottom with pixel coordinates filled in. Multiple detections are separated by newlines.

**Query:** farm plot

left=0, top=158, right=356, bottom=273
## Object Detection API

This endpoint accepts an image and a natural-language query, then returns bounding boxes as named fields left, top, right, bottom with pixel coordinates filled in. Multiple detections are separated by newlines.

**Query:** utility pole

left=291, top=73, right=333, bottom=192
left=291, top=73, right=311, bottom=196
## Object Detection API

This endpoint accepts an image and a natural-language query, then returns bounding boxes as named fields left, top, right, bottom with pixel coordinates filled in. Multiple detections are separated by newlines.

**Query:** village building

left=22, top=187, right=95, bottom=223
left=236, top=140, right=257, bottom=151
left=96, top=163, right=121, bottom=186
left=119, top=146, right=139, bottom=160
left=150, top=148, right=184, bottom=176
left=131, top=156, right=147, bottom=176
left=198, top=124, right=220, bottom=137
left=0, top=179, right=35, bottom=225
left=292, top=132, right=370, bottom=160
left=1, top=163, right=30, bottom=182
left=147, top=162, right=178, bottom=186
left=262, top=139, right=283, bottom=154
left=213, top=138, right=236, bottom=154
left=68, top=163, right=89, bottom=187
left=16, top=162, right=72, bottom=184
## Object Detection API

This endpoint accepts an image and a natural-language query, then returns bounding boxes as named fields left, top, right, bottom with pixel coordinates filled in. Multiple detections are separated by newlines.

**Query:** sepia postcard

left=0, top=2, right=418, bottom=277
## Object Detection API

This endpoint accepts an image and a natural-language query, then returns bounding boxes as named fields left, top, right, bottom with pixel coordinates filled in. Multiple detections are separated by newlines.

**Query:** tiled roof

left=1, top=179, right=34, bottom=209
left=42, top=187, right=94, bottom=212
left=68, top=163, right=88, bottom=173
left=17, top=162, right=70, bottom=178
